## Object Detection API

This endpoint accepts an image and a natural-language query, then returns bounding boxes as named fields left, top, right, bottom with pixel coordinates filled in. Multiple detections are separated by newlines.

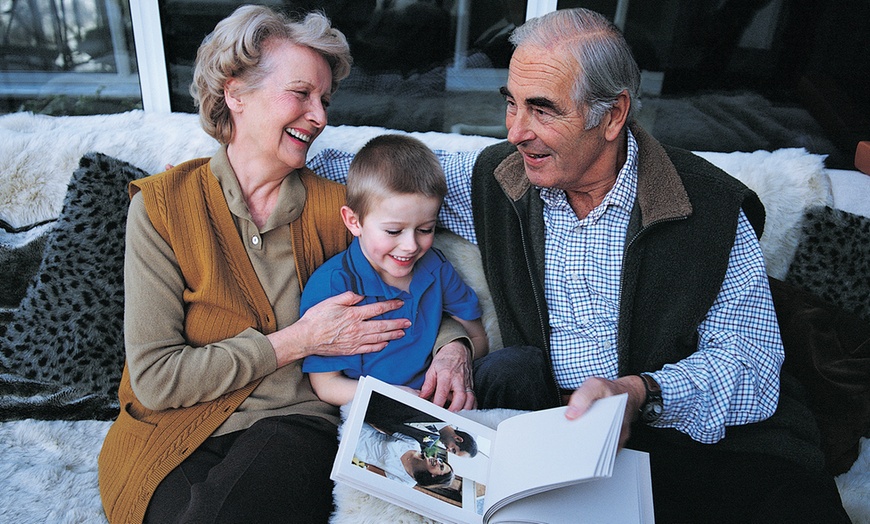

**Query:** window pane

left=555, top=0, right=870, bottom=169
left=0, top=0, right=141, bottom=115
left=161, top=0, right=527, bottom=137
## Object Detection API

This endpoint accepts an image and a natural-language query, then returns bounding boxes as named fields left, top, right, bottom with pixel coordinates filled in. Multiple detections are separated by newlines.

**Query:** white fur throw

left=1, top=111, right=868, bottom=523
left=0, top=112, right=219, bottom=229
left=694, top=149, right=832, bottom=280
left=0, top=111, right=836, bottom=280
left=0, top=419, right=110, bottom=523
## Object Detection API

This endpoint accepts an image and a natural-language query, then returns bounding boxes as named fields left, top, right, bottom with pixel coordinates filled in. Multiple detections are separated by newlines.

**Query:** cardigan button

left=251, top=235, right=260, bottom=246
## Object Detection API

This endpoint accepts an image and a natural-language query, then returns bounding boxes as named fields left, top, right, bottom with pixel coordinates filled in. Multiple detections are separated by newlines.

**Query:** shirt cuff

left=243, top=327, right=280, bottom=373
left=432, top=315, right=473, bottom=359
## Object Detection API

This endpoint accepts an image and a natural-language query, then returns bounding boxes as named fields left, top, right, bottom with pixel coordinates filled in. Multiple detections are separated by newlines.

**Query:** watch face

left=639, top=374, right=663, bottom=423
left=641, top=401, right=663, bottom=423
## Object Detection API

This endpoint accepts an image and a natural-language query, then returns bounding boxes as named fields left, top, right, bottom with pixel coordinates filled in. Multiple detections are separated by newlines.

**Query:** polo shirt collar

left=210, top=146, right=306, bottom=233
left=344, top=237, right=438, bottom=298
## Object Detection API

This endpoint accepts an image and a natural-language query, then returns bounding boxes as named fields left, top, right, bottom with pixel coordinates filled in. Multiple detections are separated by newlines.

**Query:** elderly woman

left=97, top=5, right=472, bottom=523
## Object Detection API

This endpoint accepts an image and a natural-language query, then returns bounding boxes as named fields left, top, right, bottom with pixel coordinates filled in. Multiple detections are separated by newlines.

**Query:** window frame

left=130, top=0, right=171, bottom=112
left=1, top=0, right=142, bottom=107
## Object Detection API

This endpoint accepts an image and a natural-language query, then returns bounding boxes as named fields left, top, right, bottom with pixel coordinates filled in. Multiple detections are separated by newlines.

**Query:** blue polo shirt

left=301, top=237, right=482, bottom=389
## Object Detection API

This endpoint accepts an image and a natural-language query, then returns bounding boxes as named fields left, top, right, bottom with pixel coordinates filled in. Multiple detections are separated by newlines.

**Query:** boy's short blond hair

left=346, top=134, right=447, bottom=220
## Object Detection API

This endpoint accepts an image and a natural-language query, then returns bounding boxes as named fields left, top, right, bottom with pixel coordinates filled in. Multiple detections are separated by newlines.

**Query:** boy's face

left=341, top=193, right=441, bottom=290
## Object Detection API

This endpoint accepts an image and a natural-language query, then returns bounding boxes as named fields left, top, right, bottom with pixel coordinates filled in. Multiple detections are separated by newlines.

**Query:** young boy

left=301, top=134, right=488, bottom=406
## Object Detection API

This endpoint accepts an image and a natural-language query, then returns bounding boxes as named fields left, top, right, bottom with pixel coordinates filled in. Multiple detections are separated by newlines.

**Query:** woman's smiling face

left=227, top=40, right=333, bottom=173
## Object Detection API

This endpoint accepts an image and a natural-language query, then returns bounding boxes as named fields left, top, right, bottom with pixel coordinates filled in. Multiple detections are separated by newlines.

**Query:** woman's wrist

left=434, top=338, right=473, bottom=363
left=267, top=323, right=308, bottom=368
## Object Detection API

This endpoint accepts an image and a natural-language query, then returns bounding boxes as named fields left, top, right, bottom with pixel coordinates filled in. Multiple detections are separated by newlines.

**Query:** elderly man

left=312, top=8, right=849, bottom=522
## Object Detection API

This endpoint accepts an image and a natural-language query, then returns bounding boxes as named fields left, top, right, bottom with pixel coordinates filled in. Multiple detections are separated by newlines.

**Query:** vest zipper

left=511, top=197, right=561, bottom=406
left=617, top=214, right=688, bottom=375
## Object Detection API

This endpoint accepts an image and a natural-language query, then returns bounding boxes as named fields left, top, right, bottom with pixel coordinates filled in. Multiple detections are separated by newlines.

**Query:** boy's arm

left=309, top=371, right=360, bottom=407
left=452, top=317, right=488, bottom=359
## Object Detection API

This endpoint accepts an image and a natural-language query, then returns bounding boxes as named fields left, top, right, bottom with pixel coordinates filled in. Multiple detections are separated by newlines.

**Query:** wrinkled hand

left=419, top=341, right=476, bottom=412
left=563, top=376, right=645, bottom=449
left=269, top=291, right=410, bottom=367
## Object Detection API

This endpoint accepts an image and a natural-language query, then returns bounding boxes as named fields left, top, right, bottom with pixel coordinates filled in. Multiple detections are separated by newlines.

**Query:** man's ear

left=224, top=79, right=244, bottom=112
left=340, top=205, right=363, bottom=237
left=603, top=90, right=631, bottom=142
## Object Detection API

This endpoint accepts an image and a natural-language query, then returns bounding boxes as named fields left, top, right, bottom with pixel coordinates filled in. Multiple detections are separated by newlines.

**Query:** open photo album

left=333, top=377, right=655, bottom=523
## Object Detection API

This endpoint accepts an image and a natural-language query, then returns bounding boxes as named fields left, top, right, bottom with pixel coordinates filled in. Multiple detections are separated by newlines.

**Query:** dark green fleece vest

left=471, top=135, right=764, bottom=376
left=470, top=129, right=825, bottom=472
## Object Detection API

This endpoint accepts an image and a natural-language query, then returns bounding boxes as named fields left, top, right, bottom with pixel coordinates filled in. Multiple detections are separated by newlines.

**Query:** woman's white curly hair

left=190, top=5, right=352, bottom=144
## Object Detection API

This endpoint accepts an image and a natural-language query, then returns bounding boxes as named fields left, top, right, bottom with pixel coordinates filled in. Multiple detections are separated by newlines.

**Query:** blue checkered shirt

left=309, top=130, right=783, bottom=443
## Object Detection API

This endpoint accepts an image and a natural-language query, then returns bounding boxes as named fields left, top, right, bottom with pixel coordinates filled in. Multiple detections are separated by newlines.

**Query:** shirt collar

left=210, top=145, right=307, bottom=233
left=345, top=237, right=439, bottom=298
left=538, top=129, right=639, bottom=218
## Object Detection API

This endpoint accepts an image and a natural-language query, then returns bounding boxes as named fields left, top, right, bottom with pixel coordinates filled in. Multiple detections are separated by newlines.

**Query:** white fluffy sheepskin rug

left=0, top=112, right=219, bottom=229
left=839, top=438, right=870, bottom=523
left=694, top=149, right=832, bottom=279
left=0, top=419, right=111, bottom=524
left=1, top=418, right=868, bottom=524
left=0, top=111, right=864, bottom=523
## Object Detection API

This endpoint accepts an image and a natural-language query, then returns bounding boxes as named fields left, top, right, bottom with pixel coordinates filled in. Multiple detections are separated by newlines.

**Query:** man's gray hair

left=509, top=8, right=641, bottom=129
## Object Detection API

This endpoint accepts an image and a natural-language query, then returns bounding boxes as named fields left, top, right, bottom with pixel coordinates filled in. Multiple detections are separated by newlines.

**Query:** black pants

left=473, top=346, right=852, bottom=524
left=144, top=414, right=338, bottom=524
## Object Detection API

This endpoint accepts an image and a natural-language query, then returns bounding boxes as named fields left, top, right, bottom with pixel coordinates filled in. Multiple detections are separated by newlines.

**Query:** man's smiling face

left=502, top=44, right=611, bottom=193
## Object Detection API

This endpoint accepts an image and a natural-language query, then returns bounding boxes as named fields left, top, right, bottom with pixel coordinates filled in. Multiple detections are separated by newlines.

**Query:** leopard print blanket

left=0, top=153, right=146, bottom=420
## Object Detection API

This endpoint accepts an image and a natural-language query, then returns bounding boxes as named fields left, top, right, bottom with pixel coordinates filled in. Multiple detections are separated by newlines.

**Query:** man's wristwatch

left=638, top=373, right=663, bottom=424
